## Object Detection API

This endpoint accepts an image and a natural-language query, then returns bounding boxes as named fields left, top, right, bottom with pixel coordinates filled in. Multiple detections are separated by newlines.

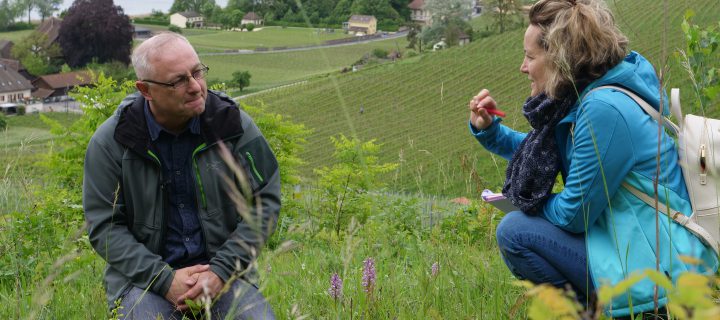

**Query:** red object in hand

left=486, top=108, right=506, bottom=117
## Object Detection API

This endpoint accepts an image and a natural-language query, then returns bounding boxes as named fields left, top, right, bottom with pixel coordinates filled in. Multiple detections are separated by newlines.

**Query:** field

left=0, top=0, right=718, bottom=318
left=244, top=0, right=720, bottom=196
left=0, top=29, right=33, bottom=43
left=202, top=37, right=408, bottom=91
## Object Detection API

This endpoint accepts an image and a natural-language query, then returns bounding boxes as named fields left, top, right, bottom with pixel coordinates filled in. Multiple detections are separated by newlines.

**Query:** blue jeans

left=496, top=211, right=595, bottom=302
left=117, top=279, right=276, bottom=320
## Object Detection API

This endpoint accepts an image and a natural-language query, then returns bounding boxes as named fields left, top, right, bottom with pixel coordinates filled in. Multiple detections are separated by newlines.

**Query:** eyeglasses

left=142, top=64, right=210, bottom=89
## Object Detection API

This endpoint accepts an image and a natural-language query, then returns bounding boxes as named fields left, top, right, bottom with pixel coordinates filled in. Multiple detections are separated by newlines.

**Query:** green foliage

left=10, top=31, right=62, bottom=76
left=40, top=73, right=135, bottom=187
left=240, top=102, right=311, bottom=186
left=232, top=70, right=252, bottom=91
left=85, top=60, right=136, bottom=82
left=313, top=135, right=398, bottom=235
left=677, top=11, right=720, bottom=114
left=372, top=48, right=389, bottom=59
left=0, top=113, right=6, bottom=130
left=168, top=24, right=183, bottom=34
left=246, top=23, right=256, bottom=32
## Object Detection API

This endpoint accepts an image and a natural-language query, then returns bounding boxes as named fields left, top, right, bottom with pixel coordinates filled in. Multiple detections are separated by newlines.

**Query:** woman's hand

left=468, top=89, right=498, bottom=130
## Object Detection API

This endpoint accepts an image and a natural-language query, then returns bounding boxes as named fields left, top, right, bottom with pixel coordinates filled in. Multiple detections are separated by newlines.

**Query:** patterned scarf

left=502, top=93, right=575, bottom=214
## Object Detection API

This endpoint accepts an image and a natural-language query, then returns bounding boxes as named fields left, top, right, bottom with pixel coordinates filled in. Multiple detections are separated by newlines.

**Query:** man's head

left=132, top=33, right=208, bottom=131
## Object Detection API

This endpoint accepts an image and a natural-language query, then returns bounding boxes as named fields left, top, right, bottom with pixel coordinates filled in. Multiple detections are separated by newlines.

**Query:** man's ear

left=136, top=81, right=152, bottom=101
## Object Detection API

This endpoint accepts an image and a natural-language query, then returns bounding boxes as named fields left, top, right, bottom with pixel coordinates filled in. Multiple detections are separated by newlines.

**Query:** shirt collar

left=144, top=100, right=201, bottom=141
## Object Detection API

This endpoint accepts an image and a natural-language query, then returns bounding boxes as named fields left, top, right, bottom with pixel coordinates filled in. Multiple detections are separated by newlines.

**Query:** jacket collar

left=114, top=90, right=244, bottom=157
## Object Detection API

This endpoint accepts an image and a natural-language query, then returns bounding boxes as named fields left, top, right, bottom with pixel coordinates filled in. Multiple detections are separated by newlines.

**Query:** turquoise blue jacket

left=471, top=51, right=718, bottom=316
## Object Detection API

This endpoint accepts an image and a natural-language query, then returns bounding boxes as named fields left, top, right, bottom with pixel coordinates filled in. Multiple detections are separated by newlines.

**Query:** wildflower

left=362, top=257, right=376, bottom=293
left=328, top=273, right=343, bottom=300
left=431, top=262, right=439, bottom=277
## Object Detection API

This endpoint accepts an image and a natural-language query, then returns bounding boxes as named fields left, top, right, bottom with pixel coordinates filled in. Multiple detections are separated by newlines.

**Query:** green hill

left=243, top=0, right=720, bottom=197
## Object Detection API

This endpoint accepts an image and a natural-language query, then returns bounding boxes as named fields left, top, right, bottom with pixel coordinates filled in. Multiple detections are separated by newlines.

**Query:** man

left=83, top=32, right=280, bottom=319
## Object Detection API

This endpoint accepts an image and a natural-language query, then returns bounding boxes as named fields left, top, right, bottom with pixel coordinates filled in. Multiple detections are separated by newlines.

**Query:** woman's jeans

left=496, top=211, right=595, bottom=303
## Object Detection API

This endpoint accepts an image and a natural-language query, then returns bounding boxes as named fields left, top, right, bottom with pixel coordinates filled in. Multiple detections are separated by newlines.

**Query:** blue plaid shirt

left=145, top=102, right=209, bottom=268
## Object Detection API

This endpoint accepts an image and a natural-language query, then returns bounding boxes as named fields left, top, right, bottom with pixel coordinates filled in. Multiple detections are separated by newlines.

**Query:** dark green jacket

left=83, top=90, right=280, bottom=304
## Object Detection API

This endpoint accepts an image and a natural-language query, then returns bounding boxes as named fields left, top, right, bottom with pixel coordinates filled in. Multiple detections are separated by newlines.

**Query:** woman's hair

left=529, top=0, right=628, bottom=99
left=131, top=32, right=193, bottom=80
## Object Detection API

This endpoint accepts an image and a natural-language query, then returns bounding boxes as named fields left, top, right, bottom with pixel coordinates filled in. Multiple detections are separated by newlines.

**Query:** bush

left=168, top=25, right=182, bottom=34
left=0, top=113, right=6, bottom=130
left=405, top=49, right=418, bottom=58
left=17, top=105, right=25, bottom=115
left=372, top=48, right=389, bottom=59
left=246, top=23, right=255, bottom=32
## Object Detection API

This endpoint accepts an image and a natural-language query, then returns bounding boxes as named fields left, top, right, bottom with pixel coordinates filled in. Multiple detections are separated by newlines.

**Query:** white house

left=241, top=12, right=264, bottom=26
left=0, top=64, right=33, bottom=104
left=408, top=0, right=432, bottom=26
left=170, top=12, right=204, bottom=29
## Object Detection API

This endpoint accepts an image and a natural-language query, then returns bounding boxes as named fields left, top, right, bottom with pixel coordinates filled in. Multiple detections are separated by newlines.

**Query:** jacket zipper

left=147, top=150, right=166, bottom=253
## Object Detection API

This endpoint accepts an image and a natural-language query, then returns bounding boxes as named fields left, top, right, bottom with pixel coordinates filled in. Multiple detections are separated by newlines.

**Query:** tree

left=246, top=23, right=255, bottom=32
left=36, top=0, right=62, bottom=22
left=0, top=0, right=23, bottom=30
left=419, top=0, right=474, bottom=48
left=11, top=31, right=62, bottom=75
left=489, top=0, right=522, bottom=33
left=58, top=0, right=133, bottom=67
left=170, top=0, right=216, bottom=13
left=232, top=71, right=251, bottom=91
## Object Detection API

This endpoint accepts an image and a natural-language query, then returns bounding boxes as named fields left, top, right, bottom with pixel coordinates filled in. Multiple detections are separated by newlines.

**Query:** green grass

left=185, top=26, right=350, bottom=53
left=202, top=37, right=408, bottom=91
left=244, top=0, right=720, bottom=196
left=0, top=29, right=33, bottom=43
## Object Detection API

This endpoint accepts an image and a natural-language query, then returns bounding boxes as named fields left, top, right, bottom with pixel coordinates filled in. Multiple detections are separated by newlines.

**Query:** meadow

left=201, top=37, right=408, bottom=92
left=0, top=0, right=718, bottom=319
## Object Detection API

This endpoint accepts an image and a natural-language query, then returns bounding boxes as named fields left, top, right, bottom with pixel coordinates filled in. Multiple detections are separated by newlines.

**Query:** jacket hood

left=113, top=90, right=244, bottom=158
left=582, top=51, right=669, bottom=114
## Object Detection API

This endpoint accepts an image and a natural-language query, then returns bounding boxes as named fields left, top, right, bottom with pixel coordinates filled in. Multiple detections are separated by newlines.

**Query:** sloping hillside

left=244, top=0, right=720, bottom=196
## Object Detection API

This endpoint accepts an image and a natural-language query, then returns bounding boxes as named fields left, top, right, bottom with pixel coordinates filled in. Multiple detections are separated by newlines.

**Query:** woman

left=468, top=0, right=718, bottom=318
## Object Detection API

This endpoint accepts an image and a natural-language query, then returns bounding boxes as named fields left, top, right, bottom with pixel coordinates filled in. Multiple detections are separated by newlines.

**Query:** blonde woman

left=468, top=0, right=718, bottom=318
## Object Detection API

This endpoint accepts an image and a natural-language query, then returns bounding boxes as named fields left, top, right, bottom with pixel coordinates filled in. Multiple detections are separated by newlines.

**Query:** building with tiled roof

left=0, top=40, right=13, bottom=59
left=0, top=65, right=33, bottom=103
left=37, top=17, right=62, bottom=47
left=31, top=70, right=94, bottom=101
left=347, top=15, right=377, bottom=35
left=408, top=0, right=432, bottom=25
left=241, top=12, right=264, bottom=26
left=170, top=11, right=204, bottom=29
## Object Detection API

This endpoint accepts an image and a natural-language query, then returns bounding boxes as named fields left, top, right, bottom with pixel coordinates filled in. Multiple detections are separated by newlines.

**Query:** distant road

left=198, top=31, right=408, bottom=56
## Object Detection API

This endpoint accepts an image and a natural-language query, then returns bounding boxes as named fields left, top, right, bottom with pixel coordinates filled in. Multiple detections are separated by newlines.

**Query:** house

left=31, top=70, right=94, bottom=102
left=0, top=40, right=13, bottom=59
left=408, top=0, right=432, bottom=26
left=347, top=15, right=377, bottom=36
left=241, top=12, right=264, bottom=26
left=37, top=17, right=62, bottom=48
left=0, top=58, right=32, bottom=81
left=458, top=31, right=470, bottom=46
left=0, top=65, right=33, bottom=104
left=170, top=12, right=204, bottom=29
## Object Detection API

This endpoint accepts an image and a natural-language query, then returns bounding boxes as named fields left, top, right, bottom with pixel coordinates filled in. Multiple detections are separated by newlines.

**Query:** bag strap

left=584, top=86, right=719, bottom=254
left=622, top=182, right=719, bottom=255
left=586, top=85, right=681, bottom=135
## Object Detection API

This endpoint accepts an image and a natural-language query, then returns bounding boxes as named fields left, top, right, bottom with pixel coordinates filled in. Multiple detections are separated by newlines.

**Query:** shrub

left=405, top=49, right=418, bottom=58
left=17, top=105, right=25, bottom=115
left=0, top=113, right=6, bottom=130
left=168, top=25, right=182, bottom=34
left=246, top=23, right=255, bottom=32
left=372, top=48, right=389, bottom=59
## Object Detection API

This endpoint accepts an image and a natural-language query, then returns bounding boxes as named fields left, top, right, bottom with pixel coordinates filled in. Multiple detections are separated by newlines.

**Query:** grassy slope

left=245, top=0, right=720, bottom=196
left=185, top=26, right=349, bottom=52
left=203, top=37, right=408, bottom=91
left=0, top=29, right=33, bottom=43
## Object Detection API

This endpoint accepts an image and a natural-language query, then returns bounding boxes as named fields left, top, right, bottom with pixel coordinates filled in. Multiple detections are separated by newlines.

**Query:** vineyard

left=244, top=0, right=720, bottom=197
left=202, top=37, right=409, bottom=91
